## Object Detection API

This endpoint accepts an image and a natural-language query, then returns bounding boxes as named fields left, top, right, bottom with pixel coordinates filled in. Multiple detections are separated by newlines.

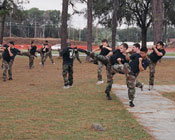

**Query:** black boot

left=105, top=90, right=112, bottom=100
left=129, top=101, right=135, bottom=107
left=78, top=48, right=93, bottom=57
left=78, top=48, right=87, bottom=53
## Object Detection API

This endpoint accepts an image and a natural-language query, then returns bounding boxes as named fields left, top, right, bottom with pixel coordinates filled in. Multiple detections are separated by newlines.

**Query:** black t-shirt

left=30, top=45, right=37, bottom=55
left=149, top=48, right=166, bottom=63
left=129, top=53, right=150, bottom=74
left=61, top=47, right=75, bottom=65
left=99, top=45, right=110, bottom=56
left=3, top=46, right=20, bottom=62
left=110, top=49, right=128, bottom=65
left=41, top=47, right=49, bottom=53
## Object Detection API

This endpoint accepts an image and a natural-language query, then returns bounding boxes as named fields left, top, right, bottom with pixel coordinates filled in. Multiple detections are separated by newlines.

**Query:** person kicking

left=60, top=42, right=81, bottom=88
left=1, top=41, right=22, bottom=81
left=78, top=43, right=129, bottom=100
left=93, top=39, right=112, bottom=85
left=112, top=47, right=150, bottom=107
left=125, top=43, right=144, bottom=91
left=148, top=41, right=166, bottom=90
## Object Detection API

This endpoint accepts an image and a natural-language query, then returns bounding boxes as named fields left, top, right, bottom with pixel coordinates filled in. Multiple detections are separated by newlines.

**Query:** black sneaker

left=78, top=48, right=87, bottom=53
left=107, top=95, right=112, bottom=100
left=8, top=78, right=13, bottom=80
left=129, top=101, right=135, bottom=107
left=105, top=91, right=112, bottom=100
left=140, top=83, right=144, bottom=91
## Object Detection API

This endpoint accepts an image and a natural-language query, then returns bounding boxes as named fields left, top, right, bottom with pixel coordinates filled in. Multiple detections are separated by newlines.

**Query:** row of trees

left=1, top=0, right=175, bottom=49
left=4, top=8, right=61, bottom=38
left=60, top=0, right=175, bottom=51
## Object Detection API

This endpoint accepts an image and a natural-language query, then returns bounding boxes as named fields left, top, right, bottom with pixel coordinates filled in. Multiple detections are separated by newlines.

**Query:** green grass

left=165, top=53, right=175, bottom=56
left=162, top=92, right=175, bottom=101
left=0, top=57, right=152, bottom=140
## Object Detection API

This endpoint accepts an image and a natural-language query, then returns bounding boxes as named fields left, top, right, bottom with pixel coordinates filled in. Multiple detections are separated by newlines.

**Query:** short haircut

left=140, top=47, right=148, bottom=53
left=121, top=43, right=128, bottom=49
left=133, top=43, right=140, bottom=49
left=31, top=40, right=34, bottom=45
left=9, top=41, right=14, bottom=45
left=45, top=40, right=48, bottom=43
left=157, top=41, right=164, bottom=47
left=102, top=39, right=108, bottom=43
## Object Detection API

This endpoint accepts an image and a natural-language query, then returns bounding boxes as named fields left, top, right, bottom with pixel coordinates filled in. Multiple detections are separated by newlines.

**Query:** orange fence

left=14, top=44, right=175, bottom=52
left=14, top=44, right=99, bottom=51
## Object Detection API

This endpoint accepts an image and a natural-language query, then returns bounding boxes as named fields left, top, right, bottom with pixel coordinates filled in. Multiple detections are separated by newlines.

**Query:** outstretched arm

left=152, top=45, right=163, bottom=56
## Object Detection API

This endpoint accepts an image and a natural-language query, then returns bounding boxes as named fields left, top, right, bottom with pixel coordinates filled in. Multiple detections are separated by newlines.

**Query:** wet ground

left=113, top=84, right=175, bottom=140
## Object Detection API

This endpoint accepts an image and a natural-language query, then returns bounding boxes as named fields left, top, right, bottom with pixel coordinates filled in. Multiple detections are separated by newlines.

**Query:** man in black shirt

left=22, top=41, right=37, bottom=69
left=60, top=42, right=81, bottom=88
left=78, top=43, right=129, bottom=100
left=43, top=40, right=55, bottom=65
left=125, top=43, right=144, bottom=90
left=93, top=39, right=112, bottom=84
left=29, top=41, right=37, bottom=69
left=112, top=47, right=149, bottom=107
left=148, top=41, right=166, bottom=90
left=1, top=41, right=21, bottom=81
left=37, top=43, right=49, bottom=66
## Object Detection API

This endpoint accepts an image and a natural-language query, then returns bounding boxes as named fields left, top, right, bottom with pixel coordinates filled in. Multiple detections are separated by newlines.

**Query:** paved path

left=112, top=84, right=175, bottom=140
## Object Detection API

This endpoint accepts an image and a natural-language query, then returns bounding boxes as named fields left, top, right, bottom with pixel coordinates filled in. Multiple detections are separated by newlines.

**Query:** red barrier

left=14, top=44, right=175, bottom=52
left=14, top=44, right=99, bottom=51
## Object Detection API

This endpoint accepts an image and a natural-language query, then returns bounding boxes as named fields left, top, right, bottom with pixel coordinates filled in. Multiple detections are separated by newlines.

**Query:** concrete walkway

left=112, top=84, right=175, bottom=140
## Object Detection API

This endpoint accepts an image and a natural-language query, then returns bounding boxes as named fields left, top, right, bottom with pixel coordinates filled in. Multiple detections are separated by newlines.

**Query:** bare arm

left=139, top=58, right=144, bottom=72
left=8, top=47, right=13, bottom=57
left=104, top=46, right=112, bottom=51
left=92, top=47, right=100, bottom=52
left=152, top=45, right=163, bottom=56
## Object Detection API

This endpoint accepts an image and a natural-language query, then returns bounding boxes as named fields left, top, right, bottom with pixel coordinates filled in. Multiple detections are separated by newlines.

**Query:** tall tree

left=126, top=0, right=152, bottom=48
left=152, top=0, right=163, bottom=44
left=86, top=0, right=93, bottom=61
left=162, top=0, right=175, bottom=43
left=0, top=0, right=28, bottom=44
left=0, top=0, right=10, bottom=44
left=61, top=0, right=69, bottom=49
left=111, top=0, right=119, bottom=51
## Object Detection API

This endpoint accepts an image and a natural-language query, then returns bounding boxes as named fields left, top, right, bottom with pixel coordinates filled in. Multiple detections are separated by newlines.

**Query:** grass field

left=0, top=57, right=174, bottom=140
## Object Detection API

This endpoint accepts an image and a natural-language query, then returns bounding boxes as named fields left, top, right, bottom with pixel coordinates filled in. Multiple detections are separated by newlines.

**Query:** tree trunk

left=0, top=15, right=6, bottom=44
left=141, top=27, right=147, bottom=48
left=111, top=0, right=119, bottom=51
left=152, top=0, right=163, bottom=45
left=61, top=0, right=69, bottom=49
left=164, top=21, right=168, bottom=44
left=86, top=0, right=93, bottom=61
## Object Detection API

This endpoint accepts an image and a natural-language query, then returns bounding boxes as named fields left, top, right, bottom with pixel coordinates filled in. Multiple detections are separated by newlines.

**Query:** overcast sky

left=23, top=0, right=87, bottom=29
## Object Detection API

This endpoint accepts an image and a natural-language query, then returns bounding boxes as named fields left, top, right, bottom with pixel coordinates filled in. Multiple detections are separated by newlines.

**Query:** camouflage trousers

left=86, top=52, right=143, bottom=99
left=21, top=52, right=35, bottom=69
left=113, top=63, right=137, bottom=101
left=2, top=59, right=13, bottom=81
left=97, top=61, right=103, bottom=81
left=62, top=64, right=73, bottom=86
left=87, top=52, right=114, bottom=94
left=149, top=60, right=156, bottom=86
left=43, top=51, right=54, bottom=64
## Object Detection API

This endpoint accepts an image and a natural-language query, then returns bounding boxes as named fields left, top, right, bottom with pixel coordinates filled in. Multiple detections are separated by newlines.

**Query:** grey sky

left=23, top=0, right=87, bottom=29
